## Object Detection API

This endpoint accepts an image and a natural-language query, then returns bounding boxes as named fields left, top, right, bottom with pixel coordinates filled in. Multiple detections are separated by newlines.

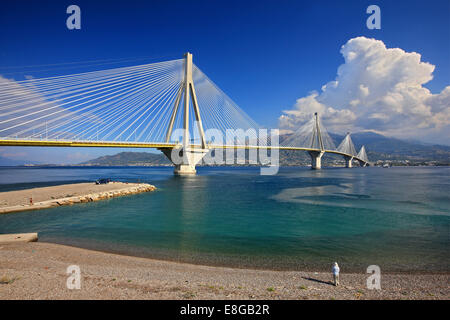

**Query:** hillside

left=78, top=132, right=450, bottom=167
left=80, top=152, right=171, bottom=166
left=332, top=132, right=450, bottom=162
left=0, top=156, right=41, bottom=166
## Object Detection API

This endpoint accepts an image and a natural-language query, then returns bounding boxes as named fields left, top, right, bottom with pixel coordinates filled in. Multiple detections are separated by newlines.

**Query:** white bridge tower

left=160, top=52, right=208, bottom=175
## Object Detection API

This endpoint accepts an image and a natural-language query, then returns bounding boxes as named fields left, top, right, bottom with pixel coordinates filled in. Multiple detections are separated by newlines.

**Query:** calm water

left=0, top=166, right=448, bottom=272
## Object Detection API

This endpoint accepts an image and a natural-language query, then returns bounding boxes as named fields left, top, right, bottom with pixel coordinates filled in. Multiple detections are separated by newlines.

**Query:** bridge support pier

left=344, top=155, right=354, bottom=168
left=357, top=160, right=367, bottom=167
left=160, top=147, right=208, bottom=175
left=162, top=52, right=208, bottom=175
left=308, top=151, right=324, bottom=170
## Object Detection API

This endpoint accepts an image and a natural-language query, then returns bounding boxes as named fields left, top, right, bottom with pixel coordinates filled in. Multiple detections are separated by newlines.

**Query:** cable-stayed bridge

left=0, top=53, right=369, bottom=174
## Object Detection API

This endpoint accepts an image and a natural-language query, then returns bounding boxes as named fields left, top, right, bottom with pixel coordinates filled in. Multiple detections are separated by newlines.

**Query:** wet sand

left=0, top=182, right=156, bottom=214
left=0, top=242, right=448, bottom=300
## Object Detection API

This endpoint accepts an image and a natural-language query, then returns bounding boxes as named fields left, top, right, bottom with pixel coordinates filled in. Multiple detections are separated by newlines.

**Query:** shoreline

left=39, top=239, right=450, bottom=275
left=0, top=182, right=156, bottom=214
left=36, top=236, right=450, bottom=275
left=0, top=242, right=448, bottom=299
left=1, top=164, right=449, bottom=168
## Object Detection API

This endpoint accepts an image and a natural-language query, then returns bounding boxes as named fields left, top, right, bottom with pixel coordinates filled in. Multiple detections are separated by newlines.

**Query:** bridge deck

left=0, top=139, right=369, bottom=164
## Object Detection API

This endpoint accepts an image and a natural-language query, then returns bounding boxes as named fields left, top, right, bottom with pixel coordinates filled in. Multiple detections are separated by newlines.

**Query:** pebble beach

left=0, top=242, right=448, bottom=300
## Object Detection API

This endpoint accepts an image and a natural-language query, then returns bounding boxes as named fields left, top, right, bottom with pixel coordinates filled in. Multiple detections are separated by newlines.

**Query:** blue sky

left=0, top=0, right=449, bottom=163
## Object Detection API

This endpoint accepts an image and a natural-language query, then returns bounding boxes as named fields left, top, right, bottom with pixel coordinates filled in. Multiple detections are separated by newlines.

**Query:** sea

left=0, top=166, right=448, bottom=272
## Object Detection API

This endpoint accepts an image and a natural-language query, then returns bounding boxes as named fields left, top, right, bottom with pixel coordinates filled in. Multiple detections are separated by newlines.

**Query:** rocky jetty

left=0, top=182, right=156, bottom=214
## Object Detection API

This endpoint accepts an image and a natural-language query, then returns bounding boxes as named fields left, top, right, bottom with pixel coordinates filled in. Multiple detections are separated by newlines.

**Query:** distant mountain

left=78, top=132, right=449, bottom=167
left=79, top=152, right=171, bottom=166
left=329, top=132, right=450, bottom=162
left=0, top=156, right=41, bottom=166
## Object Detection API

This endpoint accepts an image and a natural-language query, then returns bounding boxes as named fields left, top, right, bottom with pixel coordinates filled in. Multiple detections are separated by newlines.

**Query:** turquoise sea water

left=0, top=166, right=448, bottom=272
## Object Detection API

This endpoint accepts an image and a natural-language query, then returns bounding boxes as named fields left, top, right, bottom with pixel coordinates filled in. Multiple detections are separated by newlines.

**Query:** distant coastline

left=1, top=132, right=449, bottom=168
left=2, top=162, right=449, bottom=168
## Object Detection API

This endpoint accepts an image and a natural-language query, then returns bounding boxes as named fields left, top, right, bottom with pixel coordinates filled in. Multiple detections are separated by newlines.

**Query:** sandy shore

left=0, top=182, right=156, bottom=214
left=0, top=242, right=448, bottom=300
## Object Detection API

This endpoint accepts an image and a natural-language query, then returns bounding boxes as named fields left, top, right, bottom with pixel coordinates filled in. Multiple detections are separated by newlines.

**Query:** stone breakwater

left=0, top=182, right=156, bottom=214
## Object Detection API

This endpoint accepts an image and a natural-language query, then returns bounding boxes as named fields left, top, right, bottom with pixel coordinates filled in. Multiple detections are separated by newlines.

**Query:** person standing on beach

left=332, top=262, right=340, bottom=286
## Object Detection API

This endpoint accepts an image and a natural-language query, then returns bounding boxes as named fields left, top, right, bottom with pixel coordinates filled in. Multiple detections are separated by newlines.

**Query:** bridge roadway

left=0, top=138, right=370, bottom=166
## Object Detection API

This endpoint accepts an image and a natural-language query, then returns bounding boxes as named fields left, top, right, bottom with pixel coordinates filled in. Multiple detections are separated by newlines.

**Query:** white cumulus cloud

left=279, top=37, right=450, bottom=144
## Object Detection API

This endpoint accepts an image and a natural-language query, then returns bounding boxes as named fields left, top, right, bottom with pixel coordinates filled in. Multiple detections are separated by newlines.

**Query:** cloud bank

left=279, top=37, right=450, bottom=144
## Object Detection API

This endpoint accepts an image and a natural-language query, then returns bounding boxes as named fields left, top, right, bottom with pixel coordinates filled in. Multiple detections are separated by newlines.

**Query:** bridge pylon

left=337, top=132, right=357, bottom=168
left=308, top=113, right=325, bottom=170
left=357, top=145, right=369, bottom=167
left=160, top=52, right=208, bottom=175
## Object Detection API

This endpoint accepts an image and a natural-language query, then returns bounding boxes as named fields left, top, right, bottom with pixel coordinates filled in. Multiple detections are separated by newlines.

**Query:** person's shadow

left=301, top=276, right=334, bottom=286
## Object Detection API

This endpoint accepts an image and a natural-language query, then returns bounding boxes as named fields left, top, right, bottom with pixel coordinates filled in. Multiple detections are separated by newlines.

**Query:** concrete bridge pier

left=357, top=160, right=367, bottom=167
left=160, top=147, right=208, bottom=175
left=344, top=155, right=354, bottom=168
left=308, top=151, right=324, bottom=170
